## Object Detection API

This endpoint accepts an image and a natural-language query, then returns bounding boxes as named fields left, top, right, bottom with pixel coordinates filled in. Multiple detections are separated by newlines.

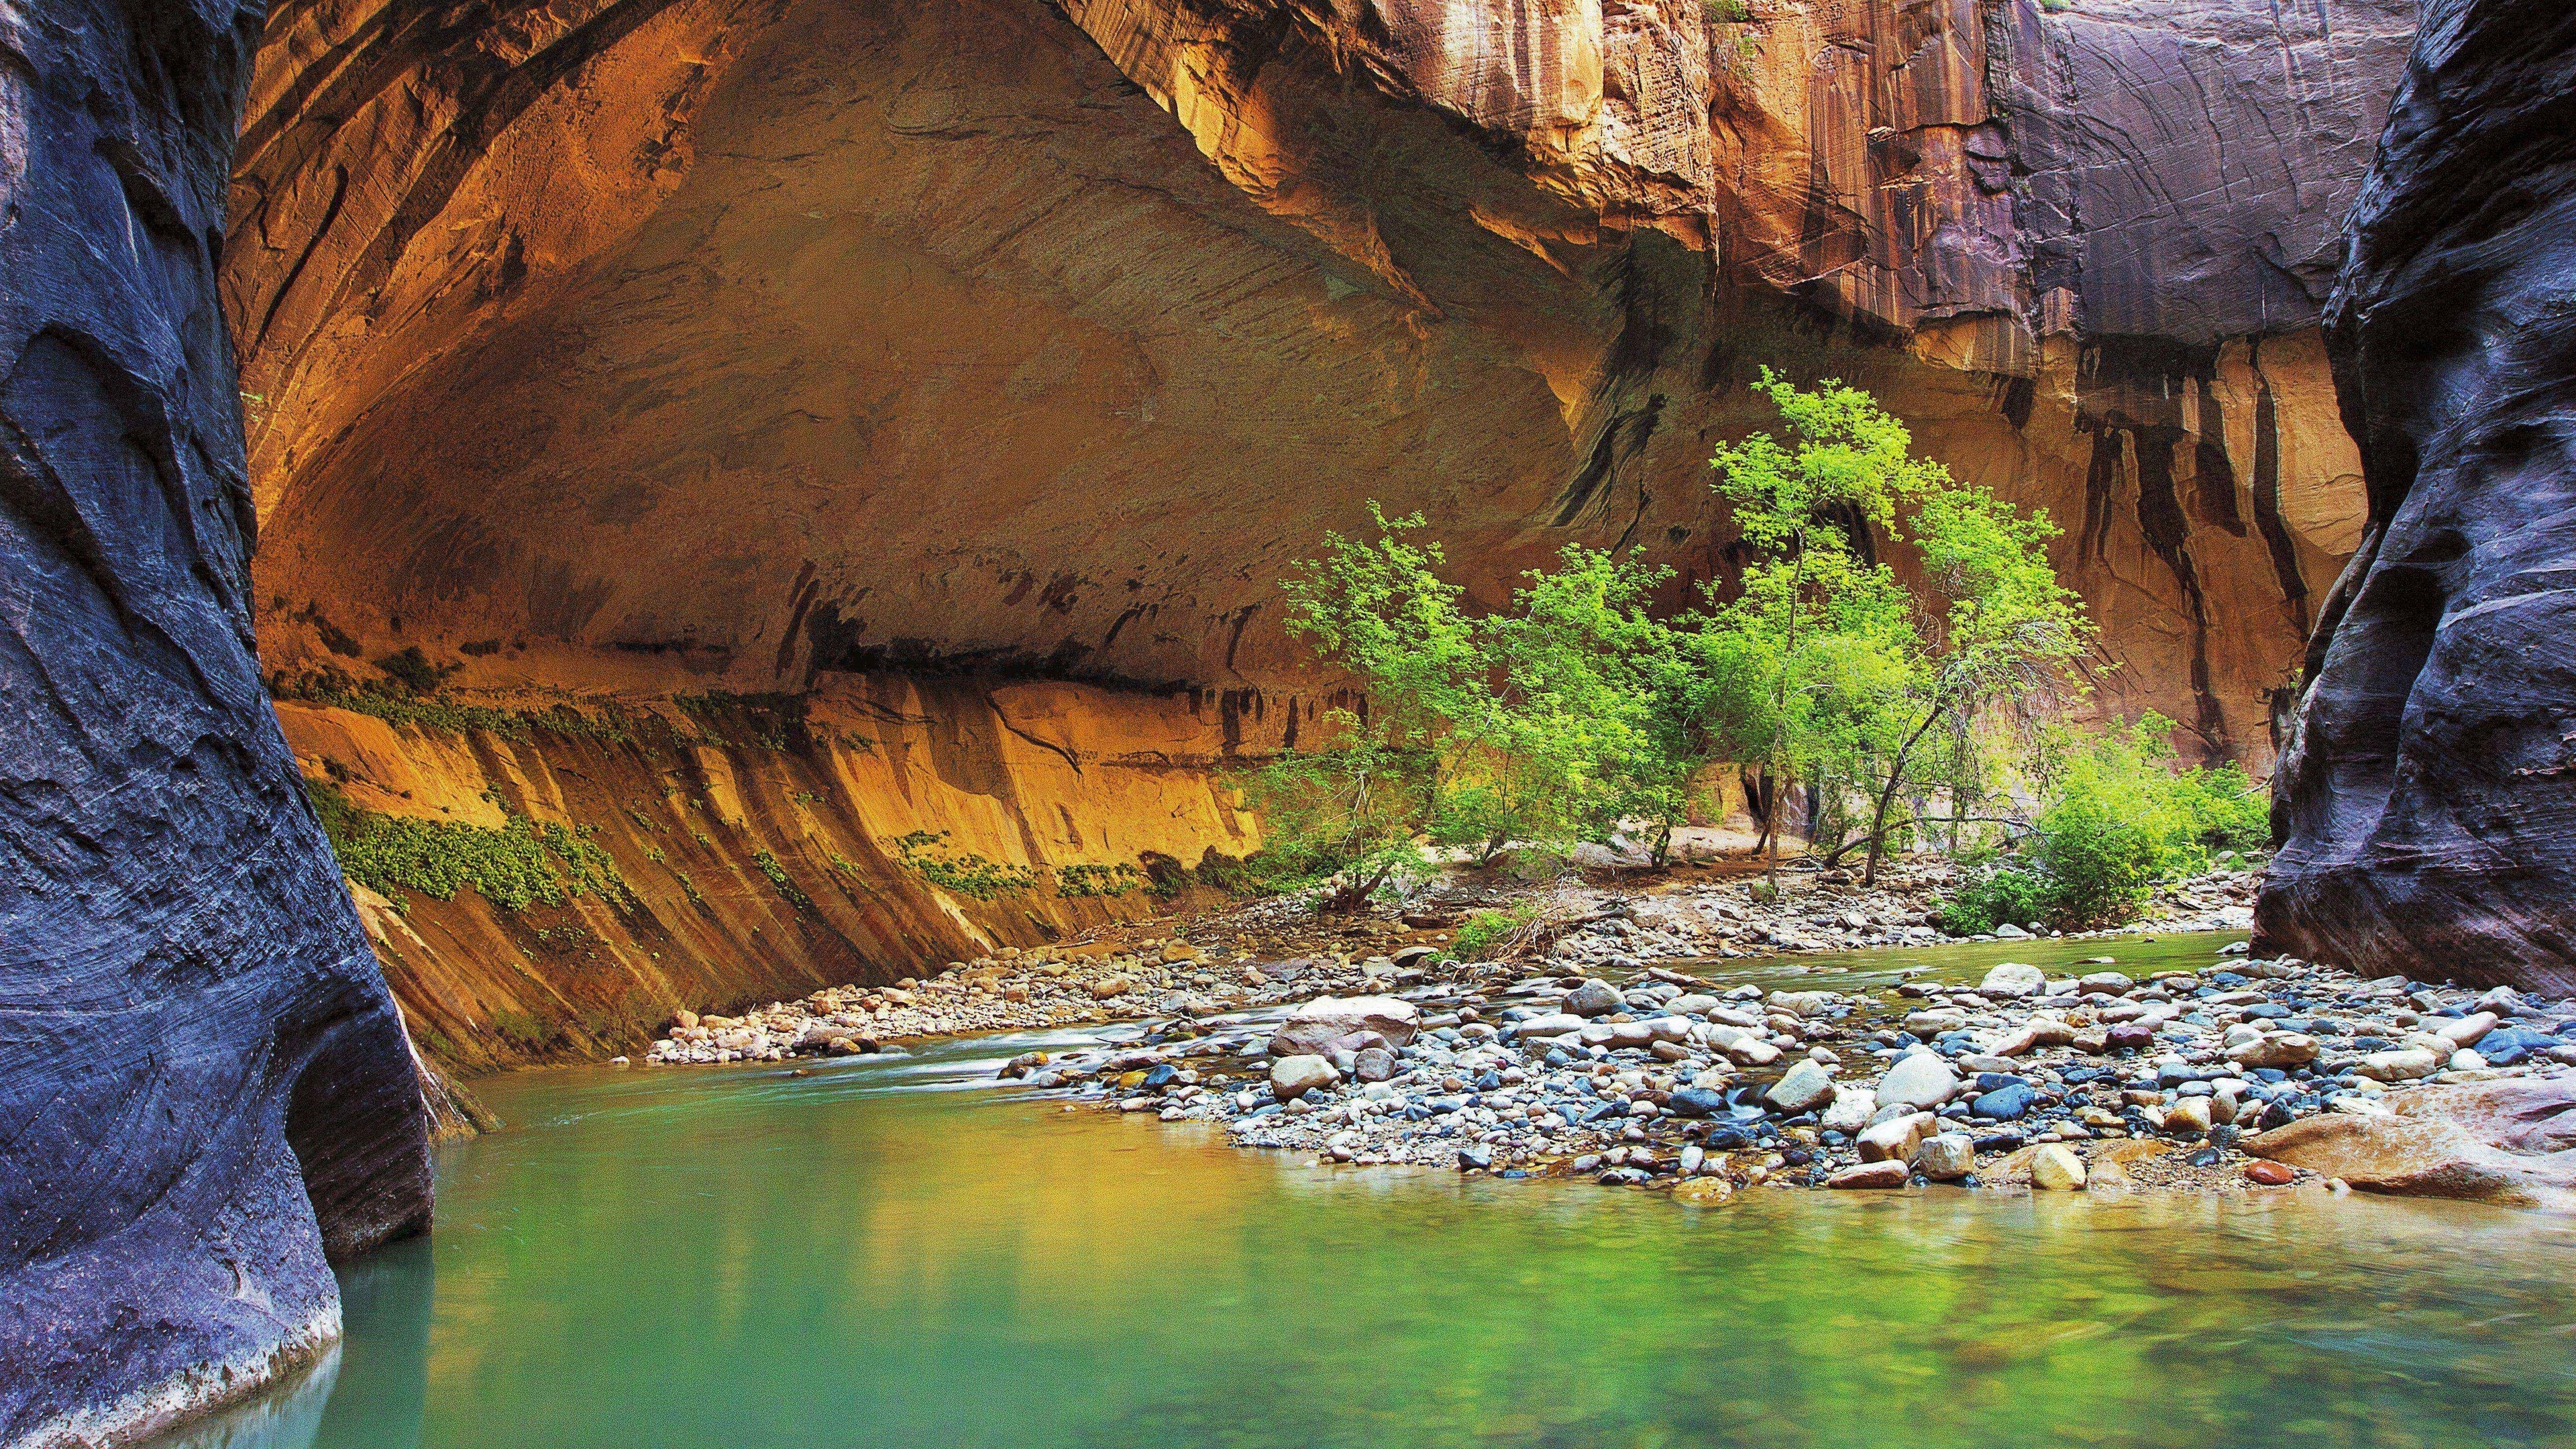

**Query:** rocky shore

left=641, top=863, right=2576, bottom=1210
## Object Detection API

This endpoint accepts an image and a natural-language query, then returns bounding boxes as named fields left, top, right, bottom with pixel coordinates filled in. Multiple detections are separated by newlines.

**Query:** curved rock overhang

left=227, top=0, right=2414, bottom=765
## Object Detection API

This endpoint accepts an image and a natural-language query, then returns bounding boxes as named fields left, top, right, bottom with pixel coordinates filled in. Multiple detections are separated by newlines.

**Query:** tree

left=1250, top=506, right=1717, bottom=903
left=1703, top=369, right=2088, bottom=885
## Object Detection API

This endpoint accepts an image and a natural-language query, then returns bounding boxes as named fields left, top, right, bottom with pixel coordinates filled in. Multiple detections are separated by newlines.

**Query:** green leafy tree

left=1704, top=368, right=2087, bottom=884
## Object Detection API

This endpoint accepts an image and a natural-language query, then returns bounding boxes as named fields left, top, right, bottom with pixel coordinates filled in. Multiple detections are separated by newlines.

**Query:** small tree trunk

left=1863, top=702, right=1947, bottom=887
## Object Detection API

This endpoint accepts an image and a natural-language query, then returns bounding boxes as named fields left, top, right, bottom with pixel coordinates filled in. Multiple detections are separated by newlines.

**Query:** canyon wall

left=2261, top=0, right=2576, bottom=993
left=0, top=3, right=430, bottom=1445
left=279, top=676, right=1274, bottom=1071
left=229, top=0, right=2408, bottom=770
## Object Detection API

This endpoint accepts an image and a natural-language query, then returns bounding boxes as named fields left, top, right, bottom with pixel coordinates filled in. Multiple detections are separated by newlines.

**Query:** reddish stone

left=2245, top=1160, right=2298, bottom=1186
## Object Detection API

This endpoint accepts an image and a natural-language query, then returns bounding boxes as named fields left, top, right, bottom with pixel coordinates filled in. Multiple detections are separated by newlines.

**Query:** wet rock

left=2247, top=1079, right=2576, bottom=1208
left=2245, top=1160, right=2299, bottom=1186
left=1563, top=980, right=1623, bottom=1018
left=1829, top=1161, right=1913, bottom=1190
left=2031, top=1144, right=2089, bottom=1191
left=1270, top=1055, right=1340, bottom=1101
left=1766, top=1060, right=1836, bottom=1116
left=1980, top=962, right=2047, bottom=998
left=1352, top=1047, right=1399, bottom=1083
left=1972, top=1083, right=2039, bottom=1122
left=1821, top=1088, right=1877, bottom=1134
left=1664, top=1087, right=1729, bottom=1119
left=1914, top=1134, right=1976, bottom=1182
left=2166, top=1097, right=2215, bottom=1136
left=1673, top=1177, right=1737, bottom=1204
left=1874, top=1053, right=1960, bottom=1114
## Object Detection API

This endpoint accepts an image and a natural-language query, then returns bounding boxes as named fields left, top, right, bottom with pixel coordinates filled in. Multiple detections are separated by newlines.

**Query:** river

left=158, top=932, right=2576, bottom=1448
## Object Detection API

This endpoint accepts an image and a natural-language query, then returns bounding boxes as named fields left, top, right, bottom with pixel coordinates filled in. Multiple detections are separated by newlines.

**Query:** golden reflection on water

left=151, top=1006, right=2576, bottom=1449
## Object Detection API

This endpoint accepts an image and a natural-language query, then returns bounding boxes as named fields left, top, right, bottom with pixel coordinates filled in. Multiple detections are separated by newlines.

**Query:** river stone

left=1991, top=1017, right=2077, bottom=1057
left=1822, top=1088, right=1878, bottom=1134
left=2031, top=1144, right=2089, bottom=1190
left=2078, top=971, right=2135, bottom=996
left=2436, top=1012, right=2499, bottom=1048
left=1270, top=996, right=1420, bottom=1056
left=1914, top=1133, right=1976, bottom=1181
left=1972, top=1082, right=2039, bottom=1121
left=2247, top=1079, right=2576, bottom=1208
left=1515, top=1013, right=1587, bottom=1038
left=1727, top=1038, right=1784, bottom=1068
left=1766, top=1060, right=1836, bottom=1115
left=1662, top=1087, right=1725, bottom=1119
left=1768, top=991, right=1838, bottom=1018
left=1564, top=980, right=1623, bottom=1018
left=1673, top=1177, right=1737, bottom=1204
left=1875, top=1052, right=1960, bottom=1113
left=1993, top=924, right=2033, bottom=941
left=2355, top=1049, right=2443, bottom=1083
left=1829, top=1161, right=1913, bottom=1189
left=1980, top=962, right=2046, bottom=998
left=2226, top=1032, right=2319, bottom=1069
left=2166, top=1096, right=2215, bottom=1136
left=1858, top=1112, right=1935, bottom=1163
left=1352, top=1047, right=1398, bottom=1083
left=1270, top=1055, right=1341, bottom=1101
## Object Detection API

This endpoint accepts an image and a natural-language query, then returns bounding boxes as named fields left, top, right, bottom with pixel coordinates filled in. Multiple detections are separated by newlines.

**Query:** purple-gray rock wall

left=0, top=3, right=433, bottom=1444
left=2260, top=0, right=2576, bottom=992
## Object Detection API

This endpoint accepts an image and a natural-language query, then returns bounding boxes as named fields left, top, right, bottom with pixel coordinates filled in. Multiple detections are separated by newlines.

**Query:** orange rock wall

left=276, top=677, right=1277, bottom=1069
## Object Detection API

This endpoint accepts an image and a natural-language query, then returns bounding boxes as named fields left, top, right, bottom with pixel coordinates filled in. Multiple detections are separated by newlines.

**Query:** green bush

left=1452, top=902, right=1541, bottom=961
left=308, top=780, right=631, bottom=910
left=1937, top=865, right=2053, bottom=935
left=1935, top=714, right=2271, bottom=932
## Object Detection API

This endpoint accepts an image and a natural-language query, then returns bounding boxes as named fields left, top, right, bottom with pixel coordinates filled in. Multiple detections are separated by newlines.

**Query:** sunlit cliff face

left=227, top=0, right=2413, bottom=763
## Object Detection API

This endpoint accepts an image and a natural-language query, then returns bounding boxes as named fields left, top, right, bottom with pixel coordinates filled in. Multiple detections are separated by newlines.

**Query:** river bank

left=637, top=861, right=2576, bottom=1210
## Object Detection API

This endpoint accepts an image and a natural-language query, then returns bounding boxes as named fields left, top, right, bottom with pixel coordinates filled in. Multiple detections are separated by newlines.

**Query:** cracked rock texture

left=229, top=0, right=2410, bottom=766
left=2262, top=0, right=2576, bottom=993
left=0, top=3, right=431, bottom=1445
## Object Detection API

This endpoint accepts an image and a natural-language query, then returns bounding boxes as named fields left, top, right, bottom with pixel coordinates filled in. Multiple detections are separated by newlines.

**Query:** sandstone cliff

left=228, top=0, right=2408, bottom=769
left=0, top=4, right=429, bottom=1444
left=2261, top=0, right=2576, bottom=993
left=275, top=676, right=1273, bottom=1071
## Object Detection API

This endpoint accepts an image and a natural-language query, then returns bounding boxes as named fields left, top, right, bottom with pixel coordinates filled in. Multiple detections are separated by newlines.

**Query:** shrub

left=1937, top=864, right=2053, bottom=935
left=307, top=780, right=630, bottom=910
left=1452, top=902, right=1542, bottom=961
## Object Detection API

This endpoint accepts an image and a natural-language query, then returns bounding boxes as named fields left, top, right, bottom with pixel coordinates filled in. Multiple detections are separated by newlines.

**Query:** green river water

left=158, top=932, right=2576, bottom=1448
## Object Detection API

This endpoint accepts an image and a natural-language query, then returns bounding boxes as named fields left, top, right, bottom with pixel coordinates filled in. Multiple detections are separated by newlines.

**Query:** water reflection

left=141, top=938, right=2576, bottom=1449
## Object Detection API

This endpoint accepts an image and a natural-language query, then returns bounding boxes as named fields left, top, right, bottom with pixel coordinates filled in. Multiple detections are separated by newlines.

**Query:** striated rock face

left=227, top=0, right=2408, bottom=767
left=2249, top=1079, right=2576, bottom=1210
left=0, top=2, right=431, bottom=1444
left=279, top=676, right=1277, bottom=1069
left=2261, top=0, right=2576, bottom=991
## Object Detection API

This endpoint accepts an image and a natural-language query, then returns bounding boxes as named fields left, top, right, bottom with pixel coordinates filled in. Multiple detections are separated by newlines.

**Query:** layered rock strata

left=2261, top=0, right=2576, bottom=991
left=229, top=0, right=2410, bottom=768
left=279, top=676, right=1273, bottom=1070
left=0, top=3, right=431, bottom=1444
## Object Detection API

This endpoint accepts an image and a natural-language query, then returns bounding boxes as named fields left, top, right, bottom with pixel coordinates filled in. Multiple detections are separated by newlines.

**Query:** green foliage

left=491, top=1010, right=551, bottom=1049
left=272, top=666, right=635, bottom=744
left=1937, top=715, right=2270, bottom=931
left=1937, top=863, right=2054, bottom=936
left=1246, top=505, right=1722, bottom=901
left=374, top=645, right=459, bottom=694
left=308, top=780, right=632, bottom=911
left=1055, top=862, right=1146, bottom=898
left=2039, top=0, right=2074, bottom=11
left=751, top=849, right=812, bottom=910
left=1452, top=902, right=1542, bottom=961
left=675, top=692, right=806, bottom=749
left=1707, top=0, right=1752, bottom=19
left=888, top=830, right=1041, bottom=900
left=1701, top=368, right=2088, bottom=883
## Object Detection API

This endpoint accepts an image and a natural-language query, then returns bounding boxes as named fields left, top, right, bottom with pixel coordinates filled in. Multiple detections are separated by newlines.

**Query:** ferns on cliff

left=307, top=780, right=633, bottom=911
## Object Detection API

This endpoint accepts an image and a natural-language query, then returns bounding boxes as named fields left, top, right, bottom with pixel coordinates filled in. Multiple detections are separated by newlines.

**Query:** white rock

left=1766, top=1059, right=1837, bottom=1114
left=2354, top=1049, right=2443, bottom=1083
left=1821, top=1087, right=1877, bottom=1134
left=2225, top=1033, right=2319, bottom=1069
left=1270, top=1054, right=1341, bottom=1100
left=1858, top=1112, right=1935, bottom=1163
left=1874, top=1051, right=1960, bottom=1113
left=1979, top=961, right=2047, bottom=998
left=1913, top=1132, right=1975, bottom=1181
left=2031, top=1143, right=2087, bottom=1190
left=2436, top=1012, right=2499, bottom=1048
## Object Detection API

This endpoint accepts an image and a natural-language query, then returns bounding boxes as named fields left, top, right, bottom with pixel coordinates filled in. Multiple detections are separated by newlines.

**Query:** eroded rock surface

left=2261, top=0, right=2576, bottom=991
left=0, top=4, right=431, bottom=1443
left=227, top=0, right=2409, bottom=765
left=2249, top=1080, right=2576, bottom=1210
